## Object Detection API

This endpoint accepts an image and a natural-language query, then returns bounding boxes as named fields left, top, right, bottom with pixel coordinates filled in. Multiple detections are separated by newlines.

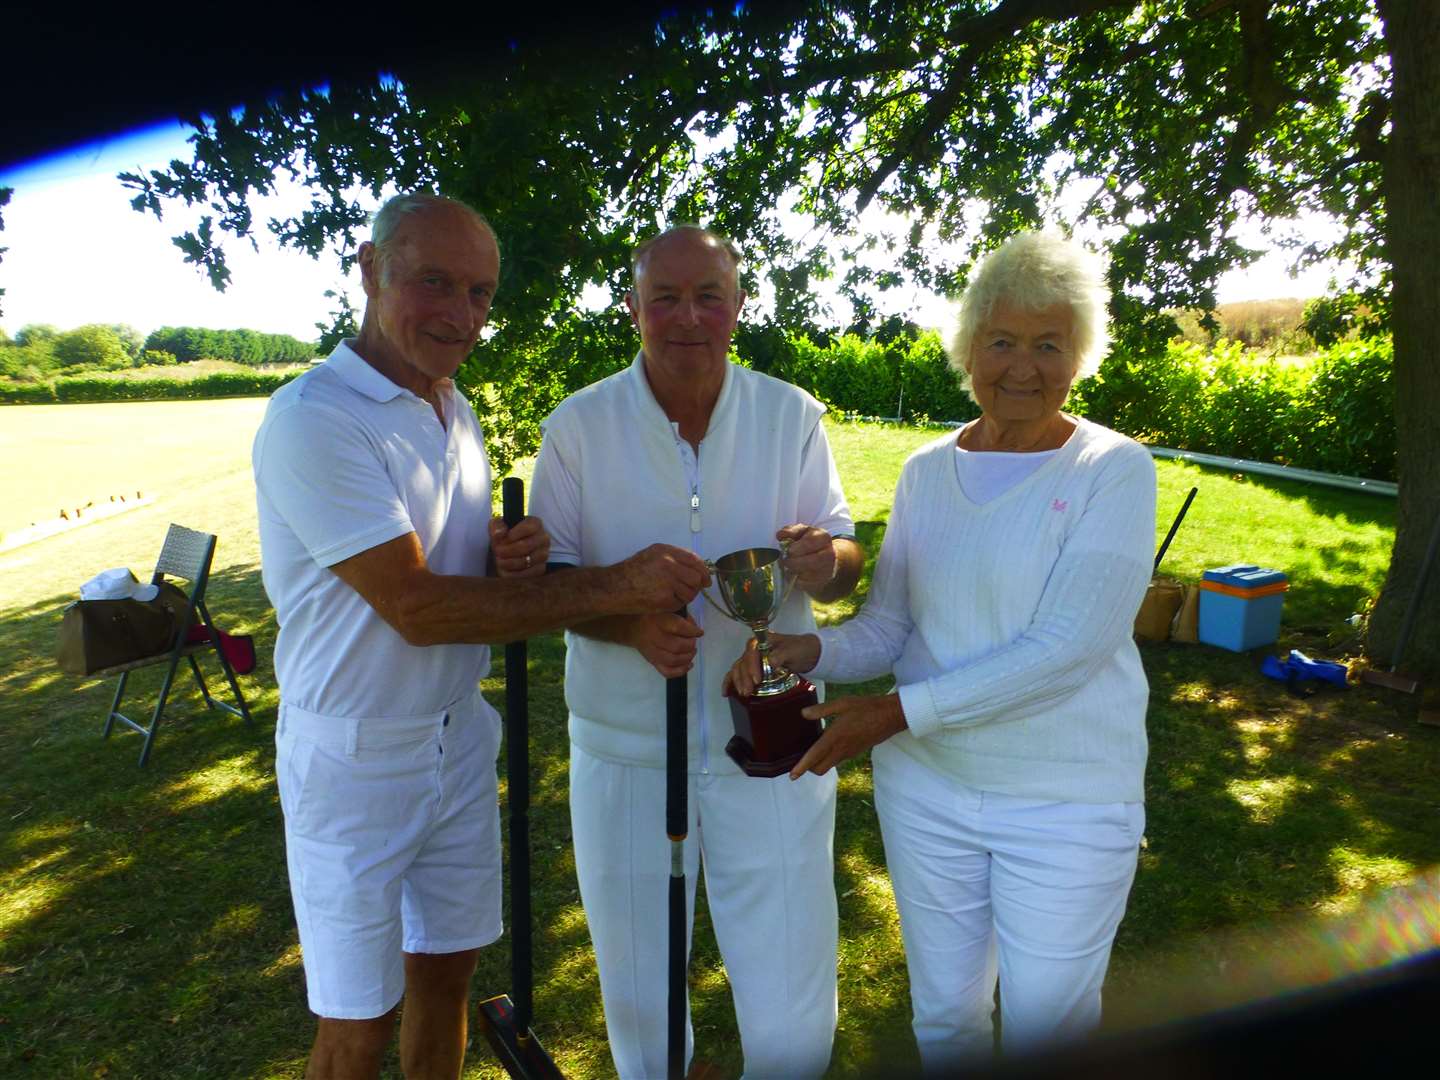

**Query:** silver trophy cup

left=699, top=546, right=800, bottom=695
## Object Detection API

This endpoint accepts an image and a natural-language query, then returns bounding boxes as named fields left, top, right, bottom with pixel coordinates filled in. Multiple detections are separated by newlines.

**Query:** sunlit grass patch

left=161, top=753, right=274, bottom=811
left=261, top=942, right=303, bottom=979
left=1322, top=849, right=1416, bottom=908
left=1227, top=776, right=1306, bottom=823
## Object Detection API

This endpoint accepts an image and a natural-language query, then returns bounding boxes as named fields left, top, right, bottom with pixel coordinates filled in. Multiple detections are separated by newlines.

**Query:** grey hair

left=946, top=230, right=1112, bottom=389
left=631, top=224, right=743, bottom=289
left=370, top=192, right=497, bottom=285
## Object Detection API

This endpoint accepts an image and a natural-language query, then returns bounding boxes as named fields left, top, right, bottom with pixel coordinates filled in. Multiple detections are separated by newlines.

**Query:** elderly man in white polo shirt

left=528, top=224, right=865, bottom=1078
left=253, top=193, right=709, bottom=1080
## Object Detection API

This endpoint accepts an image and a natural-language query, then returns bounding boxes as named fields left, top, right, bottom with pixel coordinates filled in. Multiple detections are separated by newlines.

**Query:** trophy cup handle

left=776, top=538, right=800, bottom=609
left=697, top=560, right=736, bottom=621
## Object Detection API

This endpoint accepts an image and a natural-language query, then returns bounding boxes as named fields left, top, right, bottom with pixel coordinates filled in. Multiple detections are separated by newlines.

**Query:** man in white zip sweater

left=528, top=225, right=864, bottom=1078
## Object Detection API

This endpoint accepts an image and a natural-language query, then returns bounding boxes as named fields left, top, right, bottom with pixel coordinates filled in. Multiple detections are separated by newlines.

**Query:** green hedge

left=1069, top=337, right=1395, bottom=481
left=143, top=326, right=317, bottom=366
left=775, top=330, right=1394, bottom=481
left=0, top=370, right=303, bottom=404
left=770, top=331, right=981, bottom=425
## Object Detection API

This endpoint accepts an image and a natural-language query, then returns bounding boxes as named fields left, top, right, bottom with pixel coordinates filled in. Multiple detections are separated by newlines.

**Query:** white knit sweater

left=813, top=417, right=1155, bottom=803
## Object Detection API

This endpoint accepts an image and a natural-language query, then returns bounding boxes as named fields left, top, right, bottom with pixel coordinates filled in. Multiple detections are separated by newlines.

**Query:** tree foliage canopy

left=119, top=1, right=1387, bottom=352
left=107, top=0, right=1440, bottom=673
left=52, top=324, right=131, bottom=370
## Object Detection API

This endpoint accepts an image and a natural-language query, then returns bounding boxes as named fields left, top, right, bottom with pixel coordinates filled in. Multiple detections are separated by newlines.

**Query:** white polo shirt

left=253, top=342, right=493, bottom=719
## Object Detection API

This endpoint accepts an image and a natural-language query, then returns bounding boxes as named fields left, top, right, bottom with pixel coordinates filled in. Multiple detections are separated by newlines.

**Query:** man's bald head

left=631, top=225, right=742, bottom=293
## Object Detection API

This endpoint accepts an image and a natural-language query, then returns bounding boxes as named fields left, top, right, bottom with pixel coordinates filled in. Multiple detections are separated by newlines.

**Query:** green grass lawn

left=1, top=403, right=1434, bottom=1078
left=0, top=398, right=271, bottom=538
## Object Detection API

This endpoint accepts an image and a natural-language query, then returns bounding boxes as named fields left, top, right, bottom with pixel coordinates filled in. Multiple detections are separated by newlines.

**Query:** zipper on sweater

left=674, top=436, right=709, bottom=774
left=691, top=472, right=708, bottom=774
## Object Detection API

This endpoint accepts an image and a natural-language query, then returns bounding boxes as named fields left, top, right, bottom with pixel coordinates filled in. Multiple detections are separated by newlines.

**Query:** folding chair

left=99, top=523, right=253, bottom=766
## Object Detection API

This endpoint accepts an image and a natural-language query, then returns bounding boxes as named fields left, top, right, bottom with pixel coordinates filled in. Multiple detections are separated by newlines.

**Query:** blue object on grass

left=1199, top=564, right=1289, bottom=652
left=1260, top=649, right=1349, bottom=689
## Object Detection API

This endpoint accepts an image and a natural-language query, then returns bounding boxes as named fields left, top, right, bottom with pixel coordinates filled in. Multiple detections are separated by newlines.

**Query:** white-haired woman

left=726, top=230, right=1155, bottom=1067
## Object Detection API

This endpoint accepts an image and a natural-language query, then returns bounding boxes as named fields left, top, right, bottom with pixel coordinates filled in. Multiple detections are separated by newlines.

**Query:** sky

left=0, top=120, right=1356, bottom=343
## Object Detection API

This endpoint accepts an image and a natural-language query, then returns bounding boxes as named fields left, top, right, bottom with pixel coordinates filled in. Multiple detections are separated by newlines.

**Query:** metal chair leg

left=104, top=671, right=130, bottom=739
left=192, top=646, right=249, bottom=722
left=137, top=654, right=185, bottom=768
left=199, top=606, right=253, bottom=724
left=219, top=652, right=253, bottom=725
left=188, top=654, right=215, bottom=709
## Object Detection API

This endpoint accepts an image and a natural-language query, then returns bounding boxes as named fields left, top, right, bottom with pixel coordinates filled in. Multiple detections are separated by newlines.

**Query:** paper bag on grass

left=1135, top=576, right=1184, bottom=642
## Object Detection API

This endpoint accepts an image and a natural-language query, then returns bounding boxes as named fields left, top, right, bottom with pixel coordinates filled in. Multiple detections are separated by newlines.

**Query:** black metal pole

left=665, top=629, right=689, bottom=1080
left=1154, top=486, right=1198, bottom=572
left=502, top=477, right=534, bottom=1036
left=475, top=477, right=563, bottom=1078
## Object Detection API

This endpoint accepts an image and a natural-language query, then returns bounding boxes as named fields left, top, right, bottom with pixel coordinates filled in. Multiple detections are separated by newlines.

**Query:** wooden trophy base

left=725, top=677, right=821, bottom=778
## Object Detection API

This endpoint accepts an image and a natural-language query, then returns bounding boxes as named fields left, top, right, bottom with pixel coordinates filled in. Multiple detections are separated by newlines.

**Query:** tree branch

left=1219, top=0, right=1295, bottom=192
left=942, top=0, right=1132, bottom=51
left=613, top=43, right=921, bottom=194
left=853, top=0, right=1135, bottom=212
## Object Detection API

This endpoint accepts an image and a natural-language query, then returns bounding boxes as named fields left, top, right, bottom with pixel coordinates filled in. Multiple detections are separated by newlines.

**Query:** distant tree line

left=0, top=323, right=316, bottom=381
left=141, top=326, right=316, bottom=365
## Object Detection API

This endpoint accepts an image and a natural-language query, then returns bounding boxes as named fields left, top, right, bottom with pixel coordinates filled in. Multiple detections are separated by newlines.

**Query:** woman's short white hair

left=946, top=230, right=1112, bottom=387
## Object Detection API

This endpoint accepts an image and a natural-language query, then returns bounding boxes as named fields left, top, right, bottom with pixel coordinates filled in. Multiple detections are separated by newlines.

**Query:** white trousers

left=872, top=742, right=1143, bottom=1071
left=570, top=744, right=839, bottom=1079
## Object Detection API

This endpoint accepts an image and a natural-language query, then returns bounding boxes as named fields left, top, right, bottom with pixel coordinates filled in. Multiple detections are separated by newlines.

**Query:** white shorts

left=275, top=689, right=504, bottom=1019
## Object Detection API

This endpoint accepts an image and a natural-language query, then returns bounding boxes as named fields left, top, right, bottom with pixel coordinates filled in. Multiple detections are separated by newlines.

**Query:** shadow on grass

left=3, top=552, right=1437, bottom=1076
left=1109, top=639, right=1439, bottom=1022
left=0, top=564, right=309, bottom=1076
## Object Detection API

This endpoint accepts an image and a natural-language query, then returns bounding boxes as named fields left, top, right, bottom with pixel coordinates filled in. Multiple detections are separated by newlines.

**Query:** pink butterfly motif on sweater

left=1051, top=499, right=1068, bottom=512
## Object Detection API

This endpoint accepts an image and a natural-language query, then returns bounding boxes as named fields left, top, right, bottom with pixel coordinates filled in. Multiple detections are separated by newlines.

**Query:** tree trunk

left=1369, top=0, right=1440, bottom=679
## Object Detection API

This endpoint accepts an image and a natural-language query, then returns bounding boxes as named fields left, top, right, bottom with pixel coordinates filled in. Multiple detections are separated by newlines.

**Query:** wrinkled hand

left=722, top=631, right=821, bottom=698
left=611, top=544, right=711, bottom=613
left=627, top=612, right=704, bottom=678
left=778, top=523, right=838, bottom=593
left=789, top=694, right=908, bottom=779
left=490, top=515, right=551, bottom=579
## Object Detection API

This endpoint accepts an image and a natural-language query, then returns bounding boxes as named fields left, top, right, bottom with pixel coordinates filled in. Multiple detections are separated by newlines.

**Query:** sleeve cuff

left=898, top=680, right=943, bottom=738
left=311, top=517, right=415, bottom=568
left=809, top=627, right=838, bottom=679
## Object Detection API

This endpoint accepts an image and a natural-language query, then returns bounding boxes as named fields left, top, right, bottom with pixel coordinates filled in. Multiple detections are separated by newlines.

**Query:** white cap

left=79, top=568, right=160, bottom=602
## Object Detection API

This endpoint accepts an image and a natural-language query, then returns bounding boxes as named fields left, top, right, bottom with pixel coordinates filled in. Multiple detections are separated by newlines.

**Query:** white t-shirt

left=252, top=342, right=494, bottom=719
left=954, top=434, right=1061, bottom=505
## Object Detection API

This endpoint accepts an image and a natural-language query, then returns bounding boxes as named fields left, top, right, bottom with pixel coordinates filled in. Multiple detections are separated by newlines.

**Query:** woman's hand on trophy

left=790, top=693, right=908, bottom=779
left=776, top=523, right=839, bottom=593
left=489, top=515, right=551, bottom=578
left=627, top=612, right=705, bottom=678
left=722, top=632, right=822, bottom=698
